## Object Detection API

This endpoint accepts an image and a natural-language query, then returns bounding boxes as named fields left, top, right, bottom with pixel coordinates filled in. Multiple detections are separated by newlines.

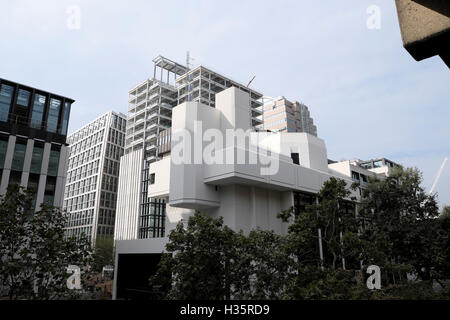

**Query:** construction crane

left=430, top=157, right=448, bottom=195
left=246, top=75, right=256, bottom=88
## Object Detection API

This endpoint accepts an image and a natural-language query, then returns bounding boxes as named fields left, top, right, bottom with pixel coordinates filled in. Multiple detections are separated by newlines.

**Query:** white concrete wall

left=148, top=156, right=171, bottom=198
left=206, top=185, right=291, bottom=235
left=165, top=203, right=195, bottom=235
left=328, top=161, right=352, bottom=177
left=169, top=101, right=221, bottom=209
left=259, top=132, right=328, bottom=172
left=216, top=87, right=251, bottom=131
left=114, top=149, right=143, bottom=240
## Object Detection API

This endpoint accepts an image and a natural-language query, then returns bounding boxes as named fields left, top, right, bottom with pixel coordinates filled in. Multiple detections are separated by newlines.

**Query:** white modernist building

left=63, top=111, right=126, bottom=244
left=117, top=56, right=264, bottom=241
left=112, top=87, right=397, bottom=299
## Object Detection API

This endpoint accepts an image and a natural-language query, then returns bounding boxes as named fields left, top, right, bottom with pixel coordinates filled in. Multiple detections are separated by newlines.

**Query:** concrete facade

left=263, top=97, right=317, bottom=136
left=119, top=56, right=266, bottom=242
left=0, top=78, right=74, bottom=211
left=395, top=0, right=450, bottom=66
left=63, top=111, right=126, bottom=244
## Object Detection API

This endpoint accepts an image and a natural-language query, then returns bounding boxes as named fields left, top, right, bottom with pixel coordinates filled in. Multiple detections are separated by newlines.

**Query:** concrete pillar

left=0, top=135, right=16, bottom=195
left=20, top=139, right=35, bottom=188
left=35, top=142, right=51, bottom=211
left=54, top=145, right=69, bottom=208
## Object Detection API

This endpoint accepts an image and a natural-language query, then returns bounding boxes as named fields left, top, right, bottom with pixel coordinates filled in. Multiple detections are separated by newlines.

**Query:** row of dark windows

left=65, top=226, right=93, bottom=242
left=0, top=80, right=73, bottom=137
left=139, top=164, right=166, bottom=239
left=0, top=135, right=61, bottom=207
left=111, top=114, right=126, bottom=132
left=65, top=208, right=95, bottom=228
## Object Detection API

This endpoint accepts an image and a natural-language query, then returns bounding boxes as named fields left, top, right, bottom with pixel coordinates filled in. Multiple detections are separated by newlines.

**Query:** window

left=28, top=173, right=40, bottom=208
left=17, top=89, right=30, bottom=107
left=31, top=94, right=46, bottom=129
left=359, top=162, right=372, bottom=169
left=150, top=173, right=155, bottom=185
left=11, top=141, right=27, bottom=172
left=8, top=170, right=22, bottom=186
left=46, top=98, right=61, bottom=133
left=0, top=137, right=8, bottom=169
left=60, top=102, right=71, bottom=135
left=294, top=192, right=315, bottom=214
left=351, top=171, right=360, bottom=181
left=0, top=84, right=13, bottom=122
left=30, top=144, right=44, bottom=174
left=47, top=149, right=60, bottom=177
left=373, top=160, right=383, bottom=168
left=291, top=153, right=300, bottom=165
left=44, top=176, right=56, bottom=205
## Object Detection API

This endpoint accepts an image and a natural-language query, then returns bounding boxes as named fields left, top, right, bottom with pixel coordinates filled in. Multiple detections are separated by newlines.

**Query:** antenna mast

left=186, top=51, right=194, bottom=70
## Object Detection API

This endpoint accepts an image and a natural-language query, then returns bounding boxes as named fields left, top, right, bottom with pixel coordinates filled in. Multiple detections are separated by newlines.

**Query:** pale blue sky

left=1, top=0, right=449, bottom=207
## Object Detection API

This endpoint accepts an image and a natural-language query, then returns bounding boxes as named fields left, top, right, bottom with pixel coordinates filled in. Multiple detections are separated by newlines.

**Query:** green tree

left=0, top=185, right=93, bottom=300
left=357, top=167, right=442, bottom=286
left=241, top=229, right=291, bottom=299
left=278, top=177, right=362, bottom=299
left=92, top=237, right=114, bottom=273
left=149, top=212, right=238, bottom=300
left=149, top=212, right=291, bottom=300
left=149, top=168, right=450, bottom=300
left=442, top=206, right=450, bottom=218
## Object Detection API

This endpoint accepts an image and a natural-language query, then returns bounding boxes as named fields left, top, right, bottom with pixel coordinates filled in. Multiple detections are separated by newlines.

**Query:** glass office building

left=0, top=78, right=74, bottom=210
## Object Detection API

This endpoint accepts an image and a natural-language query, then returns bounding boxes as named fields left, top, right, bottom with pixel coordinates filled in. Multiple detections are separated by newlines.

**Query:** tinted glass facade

left=0, top=78, right=74, bottom=145
left=30, top=143, right=44, bottom=174
left=11, top=141, right=26, bottom=172
left=46, top=98, right=61, bottom=133
left=0, top=84, right=13, bottom=122
left=47, top=148, right=60, bottom=177
left=0, top=137, right=8, bottom=169
left=0, top=78, right=74, bottom=211
left=30, top=94, right=46, bottom=129
left=139, top=163, right=166, bottom=239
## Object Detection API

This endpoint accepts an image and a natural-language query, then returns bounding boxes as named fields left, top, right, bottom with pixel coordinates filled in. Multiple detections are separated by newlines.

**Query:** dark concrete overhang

left=395, top=0, right=450, bottom=68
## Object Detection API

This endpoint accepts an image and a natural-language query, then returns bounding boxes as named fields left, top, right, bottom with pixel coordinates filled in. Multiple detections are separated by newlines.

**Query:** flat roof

left=0, top=77, right=75, bottom=103
left=152, top=55, right=188, bottom=76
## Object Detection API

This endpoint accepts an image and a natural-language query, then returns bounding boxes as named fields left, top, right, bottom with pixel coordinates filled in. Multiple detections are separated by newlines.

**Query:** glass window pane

left=31, top=94, right=46, bottom=129
left=46, top=98, right=61, bottom=133
left=43, top=194, right=54, bottom=205
left=60, top=102, right=71, bottom=135
left=47, top=149, right=60, bottom=176
left=17, top=89, right=30, bottom=107
left=373, top=160, right=383, bottom=168
left=30, top=145, right=44, bottom=174
left=0, top=84, right=14, bottom=122
left=11, top=142, right=27, bottom=171
left=0, top=139, right=8, bottom=169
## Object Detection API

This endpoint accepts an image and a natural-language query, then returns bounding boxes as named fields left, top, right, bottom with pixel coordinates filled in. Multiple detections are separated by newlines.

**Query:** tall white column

left=0, top=135, right=16, bottom=195
left=20, top=139, right=35, bottom=188
left=35, top=142, right=51, bottom=211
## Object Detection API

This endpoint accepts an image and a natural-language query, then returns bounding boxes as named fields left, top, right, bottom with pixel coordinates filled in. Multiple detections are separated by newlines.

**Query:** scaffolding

left=125, top=55, right=264, bottom=162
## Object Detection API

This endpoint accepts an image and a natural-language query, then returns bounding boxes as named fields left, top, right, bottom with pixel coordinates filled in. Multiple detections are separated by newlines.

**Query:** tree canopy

left=150, top=166, right=450, bottom=300
left=0, top=185, right=94, bottom=300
